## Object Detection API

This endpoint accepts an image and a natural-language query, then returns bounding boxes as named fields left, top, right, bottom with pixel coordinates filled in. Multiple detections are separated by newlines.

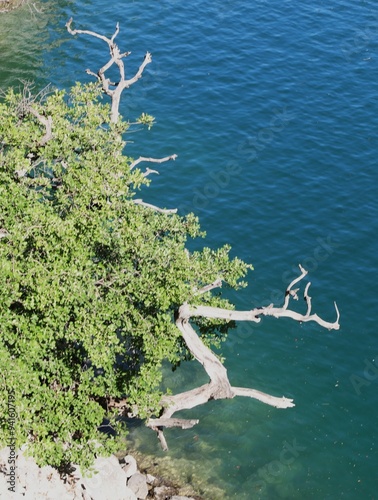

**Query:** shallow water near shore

left=1, top=1, right=378, bottom=498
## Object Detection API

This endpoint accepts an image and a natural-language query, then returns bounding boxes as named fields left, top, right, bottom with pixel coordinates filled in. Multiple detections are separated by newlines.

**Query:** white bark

left=129, top=154, right=177, bottom=171
left=131, top=155, right=178, bottom=213
left=134, top=199, right=177, bottom=214
left=66, top=18, right=152, bottom=123
left=147, top=265, right=340, bottom=450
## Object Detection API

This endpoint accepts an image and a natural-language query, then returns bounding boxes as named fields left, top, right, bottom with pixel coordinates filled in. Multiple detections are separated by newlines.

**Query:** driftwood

left=147, top=265, right=340, bottom=450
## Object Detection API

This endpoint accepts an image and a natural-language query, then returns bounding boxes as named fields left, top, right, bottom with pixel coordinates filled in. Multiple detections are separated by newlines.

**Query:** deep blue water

left=1, top=1, right=378, bottom=498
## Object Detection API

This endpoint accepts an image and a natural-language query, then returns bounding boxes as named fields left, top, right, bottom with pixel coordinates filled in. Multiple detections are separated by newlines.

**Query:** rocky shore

left=0, top=0, right=27, bottom=13
left=0, top=448, right=201, bottom=499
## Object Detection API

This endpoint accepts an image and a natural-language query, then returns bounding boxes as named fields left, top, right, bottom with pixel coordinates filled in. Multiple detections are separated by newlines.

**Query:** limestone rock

left=146, top=473, right=157, bottom=484
left=127, top=472, right=148, bottom=499
left=171, top=497, right=196, bottom=500
left=122, top=454, right=138, bottom=479
left=153, top=484, right=177, bottom=500
left=74, top=455, right=137, bottom=500
left=0, top=449, right=83, bottom=499
left=0, top=448, right=200, bottom=500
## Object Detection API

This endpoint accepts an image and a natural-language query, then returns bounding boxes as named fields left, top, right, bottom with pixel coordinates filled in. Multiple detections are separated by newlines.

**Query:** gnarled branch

left=66, top=18, right=152, bottom=123
left=147, top=265, right=340, bottom=450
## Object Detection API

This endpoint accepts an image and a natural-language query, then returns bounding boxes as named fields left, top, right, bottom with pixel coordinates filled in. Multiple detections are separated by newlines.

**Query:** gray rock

left=74, top=455, right=137, bottom=500
left=0, top=448, right=83, bottom=499
left=171, top=497, right=196, bottom=500
left=146, top=473, right=157, bottom=484
left=127, top=472, right=148, bottom=499
left=154, top=485, right=177, bottom=500
left=122, top=454, right=138, bottom=479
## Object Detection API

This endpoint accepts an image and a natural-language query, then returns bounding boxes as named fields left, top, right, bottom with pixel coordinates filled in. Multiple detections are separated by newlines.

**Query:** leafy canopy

left=0, top=82, right=251, bottom=468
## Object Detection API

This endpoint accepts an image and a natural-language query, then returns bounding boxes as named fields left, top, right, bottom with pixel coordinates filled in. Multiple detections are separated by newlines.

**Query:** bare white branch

left=134, top=199, right=177, bottom=214
left=150, top=265, right=339, bottom=449
left=304, top=281, right=312, bottom=316
left=66, top=17, right=113, bottom=44
left=232, top=387, right=295, bottom=409
left=66, top=18, right=152, bottom=123
left=147, top=417, right=199, bottom=430
left=121, top=52, right=152, bottom=90
left=142, top=168, right=159, bottom=178
left=129, top=154, right=177, bottom=171
left=181, top=303, right=262, bottom=324
left=283, top=263, right=307, bottom=309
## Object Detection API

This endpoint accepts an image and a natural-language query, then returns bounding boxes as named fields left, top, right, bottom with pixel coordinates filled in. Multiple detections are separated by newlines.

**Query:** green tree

left=0, top=20, right=339, bottom=469
left=0, top=79, right=251, bottom=468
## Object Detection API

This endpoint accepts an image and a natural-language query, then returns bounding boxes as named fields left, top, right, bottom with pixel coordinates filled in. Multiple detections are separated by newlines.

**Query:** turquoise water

left=1, top=1, right=378, bottom=497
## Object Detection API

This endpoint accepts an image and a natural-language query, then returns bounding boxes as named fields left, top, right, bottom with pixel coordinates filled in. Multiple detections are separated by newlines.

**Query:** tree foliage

left=0, top=82, right=250, bottom=468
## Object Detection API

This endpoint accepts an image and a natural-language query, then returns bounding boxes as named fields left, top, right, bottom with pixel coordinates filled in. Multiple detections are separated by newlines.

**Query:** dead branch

left=142, top=168, right=159, bottom=178
left=147, top=265, right=340, bottom=449
left=195, top=278, right=223, bottom=295
left=28, top=107, right=53, bottom=146
left=129, top=154, right=178, bottom=171
left=129, top=155, right=178, bottom=213
left=66, top=18, right=152, bottom=123
left=148, top=418, right=199, bottom=430
left=134, top=199, right=177, bottom=214
left=0, top=81, right=52, bottom=121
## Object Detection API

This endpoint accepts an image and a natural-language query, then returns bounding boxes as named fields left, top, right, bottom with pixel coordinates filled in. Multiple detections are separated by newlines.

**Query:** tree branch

left=66, top=18, right=151, bottom=123
left=232, top=388, right=295, bottom=408
left=28, top=107, right=53, bottom=146
left=129, top=154, right=177, bottom=171
left=66, top=17, right=113, bottom=44
left=195, top=278, right=223, bottom=295
left=134, top=199, right=177, bottom=214
left=142, top=168, right=159, bottom=178
left=148, top=418, right=199, bottom=430
left=148, top=265, right=340, bottom=450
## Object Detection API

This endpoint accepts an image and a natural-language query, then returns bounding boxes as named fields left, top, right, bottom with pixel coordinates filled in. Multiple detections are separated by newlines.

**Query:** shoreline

left=0, top=447, right=204, bottom=499
left=0, top=0, right=29, bottom=13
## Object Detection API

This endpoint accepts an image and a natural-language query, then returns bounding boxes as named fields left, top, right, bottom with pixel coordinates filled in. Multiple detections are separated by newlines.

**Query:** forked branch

left=66, top=18, right=152, bottom=123
left=147, top=265, right=340, bottom=450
